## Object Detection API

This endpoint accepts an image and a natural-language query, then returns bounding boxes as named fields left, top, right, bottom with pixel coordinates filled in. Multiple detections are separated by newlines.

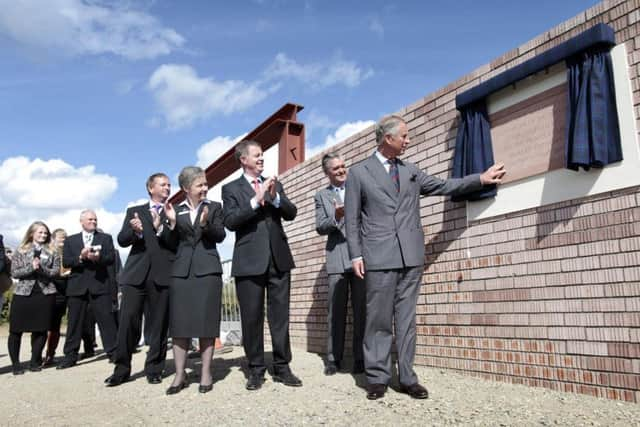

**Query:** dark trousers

left=327, top=272, right=366, bottom=363
left=236, top=260, right=291, bottom=375
left=8, top=331, right=46, bottom=367
left=63, top=292, right=117, bottom=361
left=113, top=280, right=169, bottom=378
left=82, top=302, right=97, bottom=353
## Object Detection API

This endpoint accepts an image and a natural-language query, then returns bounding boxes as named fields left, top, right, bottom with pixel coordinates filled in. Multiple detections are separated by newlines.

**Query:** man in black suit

left=105, top=173, right=173, bottom=386
left=58, top=209, right=118, bottom=369
left=222, top=140, right=301, bottom=390
left=0, top=234, right=5, bottom=274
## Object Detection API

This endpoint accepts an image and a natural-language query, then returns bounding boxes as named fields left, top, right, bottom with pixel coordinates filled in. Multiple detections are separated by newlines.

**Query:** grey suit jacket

left=344, top=152, right=483, bottom=271
left=314, top=186, right=351, bottom=275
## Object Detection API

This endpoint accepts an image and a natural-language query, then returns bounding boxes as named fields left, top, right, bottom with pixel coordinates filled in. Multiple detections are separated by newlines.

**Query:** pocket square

left=410, top=173, right=417, bottom=181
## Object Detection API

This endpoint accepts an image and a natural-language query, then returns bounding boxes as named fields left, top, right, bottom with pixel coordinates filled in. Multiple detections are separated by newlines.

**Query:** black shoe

left=198, top=383, right=213, bottom=393
left=28, top=363, right=42, bottom=372
left=42, top=355, right=56, bottom=367
left=56, top=360, right=76, bottom=370
left=366, top=383, right=387, bottom=400
left=146, top=374, right=162, bottom=384
left=272, top=370, right=302, bottom=387
left=12, top=366, right=25, bottom=375
left=324, top=362, right=338, bottom=376
left=165, top=382, right=187, bottom=395
left=352, top=360, right=365, bottom=374
left=399, top=383, right=429, bottom=399
left=246, top=373, right=265, bottom=391
left=79, top=351, right=95, bottom=360
left=105, top=374, right=130, bottom=387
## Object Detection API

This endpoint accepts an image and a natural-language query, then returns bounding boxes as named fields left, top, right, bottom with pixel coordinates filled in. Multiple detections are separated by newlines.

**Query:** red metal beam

left=169, top=103, right=305, bottom=204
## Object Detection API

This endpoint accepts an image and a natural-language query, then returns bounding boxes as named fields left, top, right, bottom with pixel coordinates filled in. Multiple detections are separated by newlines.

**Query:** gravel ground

left=0, top=325, right=638, bottom=426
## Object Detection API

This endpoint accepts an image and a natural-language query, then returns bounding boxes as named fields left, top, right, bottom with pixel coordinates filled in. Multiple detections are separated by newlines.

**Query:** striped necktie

left=388, top=159, right=399, bottom=192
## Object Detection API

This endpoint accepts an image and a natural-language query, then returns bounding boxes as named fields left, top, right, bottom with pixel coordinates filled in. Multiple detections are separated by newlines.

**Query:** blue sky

left=0, top=0, right=599, bottom=256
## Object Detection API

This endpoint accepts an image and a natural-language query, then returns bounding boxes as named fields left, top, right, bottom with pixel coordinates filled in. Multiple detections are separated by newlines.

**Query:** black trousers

left=236, top=259, right=291, bottom=375
left=63, top=292, right=117, bottom=361
left=112, top=279, right=169, bottom=378
left=8, top=331, right=46, bottom=367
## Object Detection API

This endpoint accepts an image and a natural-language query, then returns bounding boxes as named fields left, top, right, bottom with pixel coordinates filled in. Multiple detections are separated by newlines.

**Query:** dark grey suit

left=315, top=186, right=365, bottom=366
left=345, top=152, right=482, bottom=386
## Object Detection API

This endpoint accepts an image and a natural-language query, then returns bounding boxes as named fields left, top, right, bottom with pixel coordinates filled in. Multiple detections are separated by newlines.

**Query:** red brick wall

left=280, top=0, right=640, bottom=402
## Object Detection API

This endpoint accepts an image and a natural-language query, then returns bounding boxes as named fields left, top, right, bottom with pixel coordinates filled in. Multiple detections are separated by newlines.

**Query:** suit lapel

left=397, top=158, right=410, bottom=200
left=364, top=154, right=398, bottom=202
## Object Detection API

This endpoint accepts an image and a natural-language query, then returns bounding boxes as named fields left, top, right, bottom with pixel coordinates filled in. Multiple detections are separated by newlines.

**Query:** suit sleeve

left=315, top=192, right=339, bottom=236
left=344, top=171, right=363, bottom=260
left=9, top=251, right=34, bottom=279
left=63, top=238, right=82, bottom=268
left=117, top=207, right=137, bottom=247
left=274, top=181, right=297, bottom=221
left=41, top=251, right=61, bottom=279
left=95, top=234, right=115, bottom=267
left=0, top=235, right=5, bottom=273
left=202, top=203, right=226, bottom=243
left=222, top=183, right=260, bottom=231
left=418, top=169, right=483, bottom=197
left=159, top=220, right=179, bottom=252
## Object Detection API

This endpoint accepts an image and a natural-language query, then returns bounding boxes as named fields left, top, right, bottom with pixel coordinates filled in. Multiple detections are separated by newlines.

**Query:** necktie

left=152, top=204, right=162, bottom=213
left=84, top=233, right=92, bottom=246
left=388, top=159, right=399, bottom=192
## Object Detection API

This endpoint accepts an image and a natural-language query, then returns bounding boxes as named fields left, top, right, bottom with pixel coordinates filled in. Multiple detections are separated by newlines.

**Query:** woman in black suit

left=8, top=221, right=60, bottom=374
left=163, top=166, right=226, bottom=394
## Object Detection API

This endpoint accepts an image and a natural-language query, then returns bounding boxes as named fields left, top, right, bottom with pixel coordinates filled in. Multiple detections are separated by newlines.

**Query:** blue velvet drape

left=452, top=101, right=496, bottom=202
left=565, top=48, right=622, bottom=171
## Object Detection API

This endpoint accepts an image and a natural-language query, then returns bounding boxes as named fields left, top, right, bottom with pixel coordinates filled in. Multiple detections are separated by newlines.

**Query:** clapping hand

left=150, top=209, right=161, bottom=230
left=199, top=205, right=209, bottom=227
left=32, top=257, right=41, bottom=270
left=164, top=202, right=176, bottom=227
left=130, top=212, right=143, bottom=234
left=266, top=176, right=278, bottom=199
left=333, top=199, right=344, bottom=221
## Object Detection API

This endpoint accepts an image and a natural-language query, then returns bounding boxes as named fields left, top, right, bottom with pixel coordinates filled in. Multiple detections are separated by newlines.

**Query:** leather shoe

left=165, top=382, right=187, bottom=395
left=29, top=363, right=42, bottom=372
left=79, top=351, right=95, bottom=360
left=324, top=362, right=338, bottom=376
left=272, top=370, right=302, bottom=387
left=105, top=374, right=130, bottom=387
left=56, top=360, right=76, bottom=370
left=12, top=366, right=25, bottom=375
left=246, top=373, right=265, bottom=391
left=366, top=383, right=387, bottom=400
left=352, top=360, right=365, bottom=374
left=399, top=383, right=429, bottom=399
left=198, top=383, right=213, bottom=393
left=146, top=374, right=162, bottom=384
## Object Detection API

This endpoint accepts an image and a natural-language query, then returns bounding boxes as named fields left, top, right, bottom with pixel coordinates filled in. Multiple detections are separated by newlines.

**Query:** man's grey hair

left=321, top=152, right=342, bottom=174
left=375, top=115, right=406, bottom=146
left=79, top=209, right=96, bottom=220
left=178, top=166, right=205, bottom=190
left=234, top=140, right=261, bottom=163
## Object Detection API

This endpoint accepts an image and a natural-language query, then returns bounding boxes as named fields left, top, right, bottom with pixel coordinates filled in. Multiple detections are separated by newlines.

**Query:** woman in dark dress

left=163, top=166, right=226, bottom=394
left=8, top=221, right=60, bottom=374
left=43, top=228, right=70, bottom=366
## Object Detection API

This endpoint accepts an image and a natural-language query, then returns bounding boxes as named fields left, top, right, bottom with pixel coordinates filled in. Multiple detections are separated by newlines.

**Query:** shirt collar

left=180, top=198, right=209, bottom=210
left=375, top=150, right=391, bottom=165
left=243, top=173, right=263, bottom=185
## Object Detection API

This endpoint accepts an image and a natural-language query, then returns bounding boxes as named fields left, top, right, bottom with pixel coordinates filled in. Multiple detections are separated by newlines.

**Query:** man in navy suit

left=58, top=210, right=118, bottom=369
left=105, top=173, right=174, bottom=386
left=222, top=140, right=300, bottom=391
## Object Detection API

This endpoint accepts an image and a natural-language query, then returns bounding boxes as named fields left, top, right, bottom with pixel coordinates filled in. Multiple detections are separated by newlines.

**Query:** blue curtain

left=452, top=100, right=496, bottom=202
left=565, top=47, right=622, bottom=171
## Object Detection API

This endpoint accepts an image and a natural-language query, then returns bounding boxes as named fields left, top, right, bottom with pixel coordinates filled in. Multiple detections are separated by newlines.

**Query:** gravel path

left=0, top=326, right=638, bottom=426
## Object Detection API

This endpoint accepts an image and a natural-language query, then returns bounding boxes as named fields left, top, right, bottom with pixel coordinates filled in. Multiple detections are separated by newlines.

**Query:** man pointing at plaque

left=344, top=115, right=505, bottom=400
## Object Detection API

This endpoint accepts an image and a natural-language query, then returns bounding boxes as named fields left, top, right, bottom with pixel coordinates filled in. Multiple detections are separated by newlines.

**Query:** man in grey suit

left=315, top=153, right=366, bottom=376
left=345, top=115, right=505, bottom=400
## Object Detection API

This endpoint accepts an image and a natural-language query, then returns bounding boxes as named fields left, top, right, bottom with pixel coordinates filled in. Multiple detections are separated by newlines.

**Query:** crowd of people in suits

left=0, top=115, right=505, bottom=399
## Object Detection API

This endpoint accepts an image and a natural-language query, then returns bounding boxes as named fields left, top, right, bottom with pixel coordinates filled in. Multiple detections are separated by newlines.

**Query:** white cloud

left=264, top=53, right=374, bottom=89
left=369, top=16, right=384, bottom=38
left=148, top=64, right=271, bottom=129
left=0, top=0, right=184, bottom=60
left=0, top=157, right=125, bottom=252
left=307, top=120, right=375, bottom=159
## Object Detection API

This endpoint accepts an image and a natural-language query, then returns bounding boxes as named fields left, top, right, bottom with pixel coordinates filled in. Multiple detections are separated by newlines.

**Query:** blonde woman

left=8, top=221, right=60, bottom=374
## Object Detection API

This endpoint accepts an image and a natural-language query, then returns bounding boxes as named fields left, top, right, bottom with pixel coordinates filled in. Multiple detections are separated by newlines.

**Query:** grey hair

left=375, top=115, right=405, bottom=146
left=321, top=152, right=342, bottom=174
left=178, top=166, right=205, bottom=190
left=234, top=140, right=261, bottom=163
left=79, top=209, right=96, bottom=220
